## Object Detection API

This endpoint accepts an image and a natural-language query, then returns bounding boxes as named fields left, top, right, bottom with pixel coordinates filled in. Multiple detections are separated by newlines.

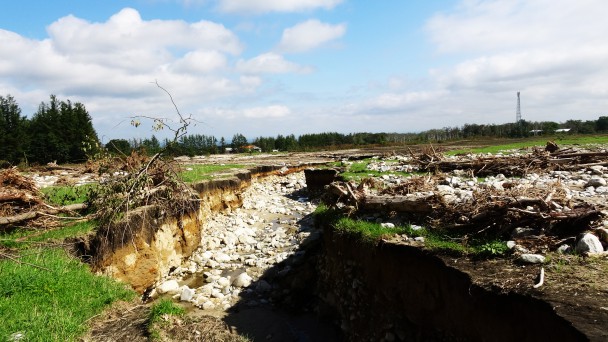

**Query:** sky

left=1, top=0, right=607, bottom=143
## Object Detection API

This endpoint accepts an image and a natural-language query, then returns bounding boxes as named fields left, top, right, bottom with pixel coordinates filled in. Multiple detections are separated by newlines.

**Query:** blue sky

left=1, top=0, right=607, bottom=142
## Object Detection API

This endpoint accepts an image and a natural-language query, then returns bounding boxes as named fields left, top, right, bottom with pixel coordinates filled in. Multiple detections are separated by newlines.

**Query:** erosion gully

left=87, top=165, right=602, bottom=341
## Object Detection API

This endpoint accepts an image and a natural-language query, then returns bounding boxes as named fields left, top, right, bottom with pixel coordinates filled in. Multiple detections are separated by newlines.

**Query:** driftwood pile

left=413, top=143, right=608, bottom=177
left=323, top=144, right=607, bottom=242
left=0, top=168, right=85, bottom=229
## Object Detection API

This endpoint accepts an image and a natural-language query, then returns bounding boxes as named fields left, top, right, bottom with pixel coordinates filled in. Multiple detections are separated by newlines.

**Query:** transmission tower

left=516, top=91, right=522, bottom=122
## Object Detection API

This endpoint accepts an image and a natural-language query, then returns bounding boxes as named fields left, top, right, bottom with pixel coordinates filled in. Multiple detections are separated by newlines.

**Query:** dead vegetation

left=0, top=167, right=87, bottom=229
left=322, top=143, right=608, bottom=250
left=413, top=143, right=608, bottom=177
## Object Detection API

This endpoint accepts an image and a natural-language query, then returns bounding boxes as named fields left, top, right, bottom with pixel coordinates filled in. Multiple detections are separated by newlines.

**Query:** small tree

left=88, top=82, right=199, bottom=229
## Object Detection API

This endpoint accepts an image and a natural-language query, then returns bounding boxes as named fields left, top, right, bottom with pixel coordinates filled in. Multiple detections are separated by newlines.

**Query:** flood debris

left=320, top=145, right=608, bottom=255
left=0, top=168, right=87, bottom=229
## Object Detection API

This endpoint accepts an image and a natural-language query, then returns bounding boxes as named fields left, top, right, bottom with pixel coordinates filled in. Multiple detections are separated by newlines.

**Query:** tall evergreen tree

left=28, top=95, right=99, bottom=164
left=0, top=95, right=26, bottom=165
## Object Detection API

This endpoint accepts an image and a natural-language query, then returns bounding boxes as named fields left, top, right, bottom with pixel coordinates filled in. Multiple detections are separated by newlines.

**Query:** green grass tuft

left=41, top=184, right=95, bottom=206
left=148, top=299, right=185, bottom=324
left=0, top=248, right=135, bottom=341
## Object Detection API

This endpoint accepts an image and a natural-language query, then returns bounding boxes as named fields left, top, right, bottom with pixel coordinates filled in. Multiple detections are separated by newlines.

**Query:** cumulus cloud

left=243, top=105, right=291, bottom=118
left=236, top=52, right=312, bottom=74
left=278, top=19, right=346, bottom=53
left=170, top=50, right=227, bottom=74
left=415, top=0, right=608, bottom=124
left=216, top=0, right=343, bottom=14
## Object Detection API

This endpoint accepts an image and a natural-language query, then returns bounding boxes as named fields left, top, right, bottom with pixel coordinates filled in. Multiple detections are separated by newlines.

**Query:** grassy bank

left=0, top=247, right=135, bottom=341
left=314, top=204, right=509, bottom=257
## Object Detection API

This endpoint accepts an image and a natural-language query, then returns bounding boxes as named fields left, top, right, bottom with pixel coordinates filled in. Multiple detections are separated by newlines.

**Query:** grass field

left=180, top=164, right=247, bottom=182
left=446, top=134, right=608, bottom=155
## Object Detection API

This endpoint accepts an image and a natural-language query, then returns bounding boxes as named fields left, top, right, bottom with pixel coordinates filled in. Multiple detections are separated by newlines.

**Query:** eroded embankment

left=78, top=165, right=314, bottom=293
left=316, top=228, right=589, bottom=341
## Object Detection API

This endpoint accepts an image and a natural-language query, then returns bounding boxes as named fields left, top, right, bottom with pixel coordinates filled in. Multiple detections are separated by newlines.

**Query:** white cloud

left=47, top=8, right=242, bottom=72
left=426, top=0, right=606, bottom=54
left=0, top=7, right=267, bottom=140
left=278, top=19, right=346, bottom=53
left=170, top=50, right=227, bottom=74
left=414, top=0, right=608, bottom=125
left=216, top=0, right=343, bottom=14
left=236, top=52, right=312, bottom=74
left=243, top=105, right=291, bottom=118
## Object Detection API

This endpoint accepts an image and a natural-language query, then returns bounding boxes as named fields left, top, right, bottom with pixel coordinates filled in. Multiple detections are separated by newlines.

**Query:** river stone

left=586, top=177, right=607, bottom=188
left=223, top=232, right=238, bottom=246
left=217, top=277, right=231, bottom=288
left=157, top=280, right=180, bottom=294
left=518, top=254, right=545, bottom=264
left=557, top=244, right=571, bottom=254
left=381, top=223, right=395, bottom=229
left=180, top=286, right=195, bottom=302
left=511, top=227, right=537, bottom=238
left=198, top=284, right=214, bottom=296
left=233, top=272, right=253, bottom=288
left=201, top=301, right=216, bottom=310
left=575, top=233, right=604, bottom=254
left=214, top=252, right=231, bottom=263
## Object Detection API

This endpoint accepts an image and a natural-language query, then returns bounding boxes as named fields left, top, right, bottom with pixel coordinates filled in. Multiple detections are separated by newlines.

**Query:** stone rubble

left=153, top=172, right=319, bottom=311
left=363, top=156, right=608, bottom=256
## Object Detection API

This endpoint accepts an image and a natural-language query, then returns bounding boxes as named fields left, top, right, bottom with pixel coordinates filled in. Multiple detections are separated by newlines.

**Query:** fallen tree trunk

left=0, top=203, right=87, bottom=226
left=362, top=195, right=434, bottom=213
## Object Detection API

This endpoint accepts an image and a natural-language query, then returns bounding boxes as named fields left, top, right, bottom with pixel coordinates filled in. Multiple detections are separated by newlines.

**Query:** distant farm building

left=242, top=145, right=262, bottom=152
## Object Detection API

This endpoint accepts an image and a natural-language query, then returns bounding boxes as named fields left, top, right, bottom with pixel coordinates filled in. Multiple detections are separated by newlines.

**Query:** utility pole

left=516, top=91, right=522, bottom=122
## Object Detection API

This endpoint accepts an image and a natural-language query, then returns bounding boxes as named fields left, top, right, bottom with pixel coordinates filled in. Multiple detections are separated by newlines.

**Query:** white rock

left=233, top=272, right=253, bottom=288
left=180, top=286, right=195, bottom=301
left=506, top=241, right=517, bottom=249
left=198, top=284, right=214, bottom=296
left=157, top=280, right=180, bottom=294
left=223, top=232, right=238, bottom=246
left=518, top=254, right=545, bottom=264
left=214, top=252, right=232, bottom=263
left=217, top=277, right=231, bottom=288
left=201, top=301, right=216, bottom=310
left=380, top=223, right=395, bottom=229
left=557, top=244, right=571, bottom=254
left=575, top=233, right=604, bottom=254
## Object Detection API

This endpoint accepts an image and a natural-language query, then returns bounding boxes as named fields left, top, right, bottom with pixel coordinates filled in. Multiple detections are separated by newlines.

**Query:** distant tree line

left=0, top=94, right=99, bottom=165
left=3, top=93, right=608, bottom=164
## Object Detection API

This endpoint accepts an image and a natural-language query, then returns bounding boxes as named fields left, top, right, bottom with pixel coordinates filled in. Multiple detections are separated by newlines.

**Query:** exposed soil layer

left=318, top=229, right=599, bottom=341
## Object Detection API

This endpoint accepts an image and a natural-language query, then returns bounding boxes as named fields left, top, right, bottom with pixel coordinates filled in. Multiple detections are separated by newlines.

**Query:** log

left=0, top=203, right=87, bottom=226
left=362, top=195, right=433, bottom=213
